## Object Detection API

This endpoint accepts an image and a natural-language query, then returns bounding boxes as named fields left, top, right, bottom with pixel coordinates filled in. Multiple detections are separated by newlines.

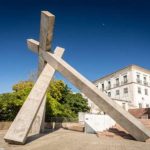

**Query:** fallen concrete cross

left=4, top=10, right=150, bottom=144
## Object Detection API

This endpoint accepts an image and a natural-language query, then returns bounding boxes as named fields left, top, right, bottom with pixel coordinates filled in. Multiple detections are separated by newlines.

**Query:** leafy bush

left=63, top=93, right=90, bottom=114
left=0, top=90, right=32, bottom=120
left=0, top=80, right=89, bottom=121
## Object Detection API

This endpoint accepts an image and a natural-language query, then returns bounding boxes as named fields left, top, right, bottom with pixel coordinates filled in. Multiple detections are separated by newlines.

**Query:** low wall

left=0, top=122, right=84, bottom=132
left=1, top=119, right=149, bottom=131
left=0, top=121, right=12, bottom=130
left=140, top=119, right=150, bottom=129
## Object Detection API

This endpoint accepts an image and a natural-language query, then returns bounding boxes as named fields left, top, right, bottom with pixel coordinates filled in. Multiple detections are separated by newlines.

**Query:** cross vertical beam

left=38, top=11, right=55, bottom=73
left=31, top=11, right=55, bottom=134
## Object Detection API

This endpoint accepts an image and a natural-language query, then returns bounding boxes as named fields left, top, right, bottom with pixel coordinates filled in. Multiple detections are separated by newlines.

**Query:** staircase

left=97, top=119, right=150, bottom=140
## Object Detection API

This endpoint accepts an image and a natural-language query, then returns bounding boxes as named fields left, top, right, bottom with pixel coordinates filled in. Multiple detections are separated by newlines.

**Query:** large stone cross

left=4, top=11, right=150, bottom=144
left=4, top=11, right=65, bottom=143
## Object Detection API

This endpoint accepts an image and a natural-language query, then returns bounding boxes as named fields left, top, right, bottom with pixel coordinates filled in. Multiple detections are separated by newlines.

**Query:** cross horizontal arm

left=27, top=39, right=39, bottom=53
left=41, top=50, right=150, bottom=142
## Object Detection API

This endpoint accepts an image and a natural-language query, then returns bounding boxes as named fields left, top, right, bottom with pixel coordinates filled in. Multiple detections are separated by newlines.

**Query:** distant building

left=87, top=65, right=150, bottom=113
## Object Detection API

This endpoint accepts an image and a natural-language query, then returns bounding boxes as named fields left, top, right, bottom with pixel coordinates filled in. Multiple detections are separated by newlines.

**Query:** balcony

left=106, top=86, right=111, bottom=90
left=143, top=81, right=148, bottom=86
left=121, top=80, right=128, bottom=85
left=100, top=88, right=104, bottom=92
left=136, top=79, right=142, bottom=84
left=113, top=83, right=120, bottom=88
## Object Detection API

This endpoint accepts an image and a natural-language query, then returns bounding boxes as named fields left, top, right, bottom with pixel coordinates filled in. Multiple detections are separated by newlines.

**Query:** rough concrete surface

left=42, top=50, right=150, bottom=141
left=1, top=129, right=150, bottom=150
left=30, top=10, right=55, bottom=135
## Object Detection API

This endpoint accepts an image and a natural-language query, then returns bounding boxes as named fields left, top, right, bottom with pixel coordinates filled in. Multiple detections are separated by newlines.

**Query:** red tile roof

left=128, top=108, right=150, bottom=119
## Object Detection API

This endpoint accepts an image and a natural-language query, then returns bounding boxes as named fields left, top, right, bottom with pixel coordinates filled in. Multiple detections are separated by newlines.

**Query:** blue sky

left=0, top=0, right=150, bottom=93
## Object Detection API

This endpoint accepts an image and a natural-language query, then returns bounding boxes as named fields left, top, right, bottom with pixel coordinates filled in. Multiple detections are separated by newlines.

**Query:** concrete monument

left=4, top=11, right=64, bottom=144
left=4, top=11, right=150, bottom=144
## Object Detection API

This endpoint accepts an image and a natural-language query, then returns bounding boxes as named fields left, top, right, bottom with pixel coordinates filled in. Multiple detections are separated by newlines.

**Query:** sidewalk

left=0, top=129, right=150, bottom=150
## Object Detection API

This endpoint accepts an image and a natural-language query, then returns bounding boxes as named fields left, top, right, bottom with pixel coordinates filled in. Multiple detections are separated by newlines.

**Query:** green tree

left=48, top=80, right=70, bottom=101
left=12, top=81, right=34, bottom=92
left=0, top=81, right=33, bottom=121
left=0, top=80, right=89, bottom=121
left=63, top=93, right=90, bottom=114
left=46, top=80, right=76, bottom=121
left=46, top=93, right=76, bottom=121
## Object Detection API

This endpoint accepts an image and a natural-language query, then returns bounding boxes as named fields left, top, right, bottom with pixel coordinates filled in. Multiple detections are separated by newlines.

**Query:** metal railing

left=106, top=86, right=111, bottom=90
left=143, top=81, right=148, bottom=86
left=136, top=79, right=142, bottom=84
left=49, top=117, right=78, bottom=123
left=113, top=83, right=120, bottom=88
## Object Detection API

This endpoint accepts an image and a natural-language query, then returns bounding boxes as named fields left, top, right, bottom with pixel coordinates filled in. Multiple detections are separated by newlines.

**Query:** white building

left=87, top=65, right=150, bottom=113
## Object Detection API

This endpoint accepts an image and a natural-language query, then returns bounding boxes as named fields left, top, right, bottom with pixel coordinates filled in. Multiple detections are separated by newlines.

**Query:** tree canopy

left=0, top=80, right=89, bottom=121
left=0, top=81, right=32, bottom=120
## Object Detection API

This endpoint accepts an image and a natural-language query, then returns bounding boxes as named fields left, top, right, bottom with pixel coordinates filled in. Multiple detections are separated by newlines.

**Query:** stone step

left=63, top=123, right=84, bottom=132
left=97, top=124, right=135, bottom=140
left=97, top=120, right=150, bottom=140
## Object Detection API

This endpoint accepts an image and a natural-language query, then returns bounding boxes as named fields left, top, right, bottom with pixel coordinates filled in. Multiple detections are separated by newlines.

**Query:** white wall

left=84, top=114, right=116, bottom=133
left=133, top=83, right=150, bottom=108
left=86, top=66, right=150, bottom=113
left=132, top=70, right=150, bottom=108
left=95, top=70, right=132, bottom=111
left=87, top=99, right=101, bottom=114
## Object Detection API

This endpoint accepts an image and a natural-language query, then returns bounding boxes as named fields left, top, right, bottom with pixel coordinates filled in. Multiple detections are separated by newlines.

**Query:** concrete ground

left=0, top=129, right=150, bottom=150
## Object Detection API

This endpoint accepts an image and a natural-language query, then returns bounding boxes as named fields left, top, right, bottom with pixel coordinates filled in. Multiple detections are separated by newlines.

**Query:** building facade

left=87, top=65, right=150, bottom=113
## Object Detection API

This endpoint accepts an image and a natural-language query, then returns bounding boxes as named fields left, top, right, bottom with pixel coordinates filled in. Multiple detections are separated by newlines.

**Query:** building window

left=108, top=81, right=111, bottom=89
left=137, top=74, right=140, bottom=79
left=146, top=104, right=149, bottom=108
left=116, top=78, right=119, bottom=86
left=108, top=92, right=111, bottom=97
left=123, top=75, right=128, bottom=83
left=102, top=84, right=104, bottom=91
left=122, top=103, right=126, bottom=110
left=139, top=103, right=142, bottom=108
left=143, top=76, right=148, bottom=85
left=124, top=88, right=128, bottom=94
left=145, top=89, right=148, bottom=95
left=116, top=90, right=120, bottom=95
left=138, top=87, right=141, bottom=94
left=136, top=74, right=141, bottom=83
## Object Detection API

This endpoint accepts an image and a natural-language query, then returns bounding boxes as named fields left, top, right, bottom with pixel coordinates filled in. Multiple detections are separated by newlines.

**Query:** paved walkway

left=0, top=129, right=150, bottom=150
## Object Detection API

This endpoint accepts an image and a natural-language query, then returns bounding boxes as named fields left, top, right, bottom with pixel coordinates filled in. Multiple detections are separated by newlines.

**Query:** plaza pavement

left=0, top=129, right=150, bottom=150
